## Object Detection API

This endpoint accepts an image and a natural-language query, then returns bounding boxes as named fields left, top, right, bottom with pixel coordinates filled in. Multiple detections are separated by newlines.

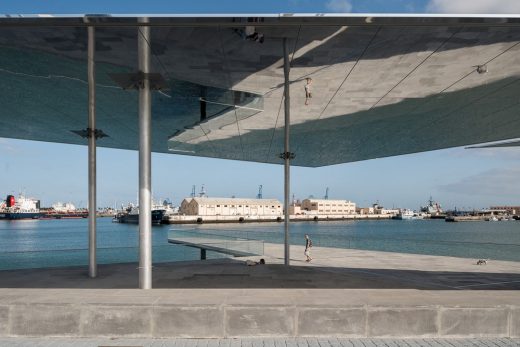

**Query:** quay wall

left=163, top=214, right=392, bottom=224
left=1, top=300, right=518, bottom=338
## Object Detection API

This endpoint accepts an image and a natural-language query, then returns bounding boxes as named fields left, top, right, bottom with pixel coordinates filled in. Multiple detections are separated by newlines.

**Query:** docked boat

left=0, top=194, right=42, bottom=220
left=115, top=201, right=174, bottom=225
left=40, top=202, right=88, bottom=219
left=420, top=196, right=445, bottom=218
left=393, top=209, right=425, bottom=220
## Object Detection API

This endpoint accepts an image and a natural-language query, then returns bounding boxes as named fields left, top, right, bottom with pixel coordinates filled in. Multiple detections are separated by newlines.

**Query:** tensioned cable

left=217, top=25, right=245, bottom=160
left=439, top=40, right=520, bottom=94
left=140, top=25, right=216, bottom=153
left=137, top=26, right=174, bottom=83
left=429, top=76, right=520, bottom=127
left=262, top=26, right=348, bottom=97
left=401, top=38, right=520, bottom=122
left=395, top=39, right=520, bottom=132
left=265, top=96, right=285, bottom=163
left=368, top=26, right=464, bottom=110
left=200, top=98, right=263, bottom=112
left=309, top=26, right=381, bottom=164
left=317, top=26, right=382, bottom=120
left=346, top=35, right=520, bottom=159
left=265, top=25, right=302, bottom=163
left=0, top=67, right=119, bottom=89
left=368, top=76, right=520, bottom=158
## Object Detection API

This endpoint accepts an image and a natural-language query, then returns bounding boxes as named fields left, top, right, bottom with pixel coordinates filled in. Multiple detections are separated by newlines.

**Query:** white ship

left=51, top=202, right=77, bottom=212
left=393, top=209, right=425, bottom=220
left=0, top=194, right=41, bottom=220
left=421, top=197, right=443, bottom=216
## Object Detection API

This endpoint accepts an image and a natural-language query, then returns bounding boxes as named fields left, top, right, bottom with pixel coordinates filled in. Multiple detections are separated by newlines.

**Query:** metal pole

left=87, top=25, right=97, bottom=278
left=283, top=38, right=291, bottom=266
left=138, top=17, right=152, bottom=289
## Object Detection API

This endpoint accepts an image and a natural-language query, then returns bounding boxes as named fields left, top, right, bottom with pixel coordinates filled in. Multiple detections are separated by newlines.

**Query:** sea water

left=0, top=218, right=519, bottom=270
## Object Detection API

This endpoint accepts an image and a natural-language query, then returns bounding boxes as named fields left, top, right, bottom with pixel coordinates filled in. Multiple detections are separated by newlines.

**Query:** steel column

left=87, top=26, right=97, bottom=278
left=283, top=38, right=291, bottom=266
left=138, top=18, right=152, bottom=289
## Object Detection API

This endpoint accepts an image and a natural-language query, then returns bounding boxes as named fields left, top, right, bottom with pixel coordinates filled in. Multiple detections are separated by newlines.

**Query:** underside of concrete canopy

left=1, top=14, right=520, bottom=167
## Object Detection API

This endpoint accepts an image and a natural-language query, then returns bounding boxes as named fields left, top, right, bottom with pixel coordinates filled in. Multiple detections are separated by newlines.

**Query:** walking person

left=304, top=78, right=312, bottom=105
left=304, top=234, right=313, bottom=262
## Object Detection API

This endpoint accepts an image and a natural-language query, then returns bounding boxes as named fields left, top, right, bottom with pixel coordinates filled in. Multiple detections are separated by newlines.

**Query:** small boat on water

left=0, top=194, right=42, bottom=220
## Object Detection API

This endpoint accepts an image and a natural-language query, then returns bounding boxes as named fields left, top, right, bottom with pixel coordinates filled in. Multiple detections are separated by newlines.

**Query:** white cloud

left=326, top=0, right=353, bottom=13
left=427, top=0, right=520, bottom=14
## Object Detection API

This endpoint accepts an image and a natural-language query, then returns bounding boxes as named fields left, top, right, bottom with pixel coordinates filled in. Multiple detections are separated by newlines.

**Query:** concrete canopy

left=1, top=15, right=520, bottom=167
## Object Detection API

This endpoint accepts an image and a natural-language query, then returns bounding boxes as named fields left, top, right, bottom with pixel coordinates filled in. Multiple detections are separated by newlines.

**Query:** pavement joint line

left=453, top=280, right=520, bottom=288
left=313, top=265, right=460, bottom=290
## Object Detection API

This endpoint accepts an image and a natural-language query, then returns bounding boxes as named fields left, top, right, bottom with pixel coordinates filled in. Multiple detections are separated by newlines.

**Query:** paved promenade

left=0, top=244, right=519, bottom=338
left=0, top=337, right=518, bottom=347
left=1, top=243, right=519, bottom=290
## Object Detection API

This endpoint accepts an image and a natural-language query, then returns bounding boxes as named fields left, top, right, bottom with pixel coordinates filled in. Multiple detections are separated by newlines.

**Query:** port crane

left=256, top=185, right=263, bottom=199
left=324, top=187, right=329, bottom=200
left=199, top=184, right=207, bottom=197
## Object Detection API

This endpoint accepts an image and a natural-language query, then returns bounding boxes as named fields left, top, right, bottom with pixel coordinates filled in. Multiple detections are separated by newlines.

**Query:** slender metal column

left=138, top=18, right=152, bottom=289
left=283, top=38, right=291, bottom=266
left=87, top=26, right=97, bottom=278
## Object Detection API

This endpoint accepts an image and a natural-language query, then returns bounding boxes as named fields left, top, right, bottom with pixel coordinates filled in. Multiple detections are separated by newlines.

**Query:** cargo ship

left=0, top=194, right=42, bottom=220
left=40, top=202, right=88, bottom=219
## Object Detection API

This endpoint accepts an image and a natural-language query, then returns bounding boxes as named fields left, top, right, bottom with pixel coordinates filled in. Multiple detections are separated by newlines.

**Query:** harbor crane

left=257, top=185, right=263, bottom=199
left=199, top=184, right=207, bottom=197
left=190, top=185, right=196, bottom=198
left=324, top=187, right=329, bottom=200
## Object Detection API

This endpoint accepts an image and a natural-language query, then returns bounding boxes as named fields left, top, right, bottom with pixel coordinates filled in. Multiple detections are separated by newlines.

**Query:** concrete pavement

left=0, top=337, right=519, bottom=347
left=0, top=244, right=519, bottom=338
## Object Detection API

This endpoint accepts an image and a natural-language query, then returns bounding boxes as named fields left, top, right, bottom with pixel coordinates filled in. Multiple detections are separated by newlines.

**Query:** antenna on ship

left=324, top=187, right=329, bottom=200
left=257, top=185, right=263, bottom=199
left=191, top=185, right=196, bottom=198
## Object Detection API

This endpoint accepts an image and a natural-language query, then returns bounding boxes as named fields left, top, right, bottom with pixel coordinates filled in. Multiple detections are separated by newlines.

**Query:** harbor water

left=0, top=218, right=519, bottom=270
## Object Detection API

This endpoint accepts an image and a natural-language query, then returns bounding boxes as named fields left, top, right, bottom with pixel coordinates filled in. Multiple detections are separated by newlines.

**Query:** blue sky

left=2, top=0, right=520, bottom=210
left=2, top=1, right=432, bottom=15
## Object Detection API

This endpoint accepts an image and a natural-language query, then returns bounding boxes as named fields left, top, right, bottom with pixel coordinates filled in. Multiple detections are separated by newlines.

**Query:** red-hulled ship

left=0, top=194, right=42, bottom=220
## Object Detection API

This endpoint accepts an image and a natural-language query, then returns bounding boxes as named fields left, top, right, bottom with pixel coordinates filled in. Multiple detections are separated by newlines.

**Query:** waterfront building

left=369, top=203, right=399, bottom=216
left=377, top=208, right=400, bottom=215
left=179, top=197, right=283, bottom=216
left=489, top=206, right=520, bottom=215
left=357, top=207, right=375, bottom=215
left=301, top=199, right=356, bottom=215
left=180, top=198, right=192, bottom=214
left=288, top=204, right=303, bottom=215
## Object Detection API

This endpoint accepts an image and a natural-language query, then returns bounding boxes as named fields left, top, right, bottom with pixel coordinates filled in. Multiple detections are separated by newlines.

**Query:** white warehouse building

left=179, top=197, right=283, bottom=216
left=301, top=199, right=356, bottom=215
